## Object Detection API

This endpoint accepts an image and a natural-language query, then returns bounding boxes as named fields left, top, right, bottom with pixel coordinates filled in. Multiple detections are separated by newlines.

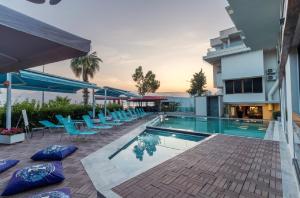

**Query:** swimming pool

left=109, top=129, right=206, bottom=174
left=153, top=116, right=268, bottom=139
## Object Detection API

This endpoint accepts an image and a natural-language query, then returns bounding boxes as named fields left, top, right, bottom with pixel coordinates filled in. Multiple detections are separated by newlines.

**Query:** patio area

left=113, top=135, right=282, bottom=198
left=0, top=115, right=155, bottom=198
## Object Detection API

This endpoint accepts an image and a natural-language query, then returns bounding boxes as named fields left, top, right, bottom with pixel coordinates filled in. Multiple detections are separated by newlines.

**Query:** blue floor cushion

left=1, top=162, right=65, bottom=196
left=0, top=160, right=19, bottom=173
left=29, top=188, right=71, bottom=198
left=31, top=145, right=78, bottom=161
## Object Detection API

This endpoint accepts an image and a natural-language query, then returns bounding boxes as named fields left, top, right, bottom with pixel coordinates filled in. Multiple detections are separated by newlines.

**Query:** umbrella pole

left=6, top=73, right=12, bottom=130
left=104, top=88, right=107, bottom=118
left=92, top=89, right=95, bottom=118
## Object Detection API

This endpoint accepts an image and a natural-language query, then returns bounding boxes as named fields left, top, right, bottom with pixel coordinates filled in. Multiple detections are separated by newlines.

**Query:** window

left=243, top=79, right=253, bottom=93
left=253, top=78, right=263, bottom=93
left=225, top=80, right=234, bottom=94
left=234, top=80, right=242, bottom=93
left=225, top=77, right=263, bottom=94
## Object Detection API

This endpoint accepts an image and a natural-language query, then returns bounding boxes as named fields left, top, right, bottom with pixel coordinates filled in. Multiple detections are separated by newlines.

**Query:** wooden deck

left=113, top=135, right=282, bottom=198
left=0, top=116, right=155, bottom=198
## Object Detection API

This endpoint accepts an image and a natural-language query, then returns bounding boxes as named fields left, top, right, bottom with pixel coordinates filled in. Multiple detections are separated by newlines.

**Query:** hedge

left=0, top=99, right=123, bottom=128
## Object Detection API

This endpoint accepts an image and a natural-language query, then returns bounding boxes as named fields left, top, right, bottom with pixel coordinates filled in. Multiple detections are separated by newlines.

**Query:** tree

left=48, top=96, right=71, bottom=107
left=70, top=51, right=102, bottom=105
left=132, top=66, right=160, bottom=96
left=187, top=69, right=207, bottom=96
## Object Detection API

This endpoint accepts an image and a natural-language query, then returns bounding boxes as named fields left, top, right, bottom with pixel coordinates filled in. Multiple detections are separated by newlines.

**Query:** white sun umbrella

left=0, top=5, right=91, bottom=129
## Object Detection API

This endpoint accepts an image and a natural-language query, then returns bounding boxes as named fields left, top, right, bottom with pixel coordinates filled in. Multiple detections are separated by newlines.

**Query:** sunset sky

left=0, top=0, right=232, bottom=93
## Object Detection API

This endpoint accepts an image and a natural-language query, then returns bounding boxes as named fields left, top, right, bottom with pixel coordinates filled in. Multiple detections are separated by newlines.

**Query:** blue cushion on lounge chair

left=0, top=160, right=19, bottom=173
left=31, top=145, right=78, bottom=161
left=29, top=187, right=71, bottom=198
left=1, top=162, right=65, bottom=196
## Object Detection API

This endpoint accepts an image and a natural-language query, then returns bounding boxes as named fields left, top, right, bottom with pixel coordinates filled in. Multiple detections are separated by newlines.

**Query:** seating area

left=0, top=113, right=155, bottom=197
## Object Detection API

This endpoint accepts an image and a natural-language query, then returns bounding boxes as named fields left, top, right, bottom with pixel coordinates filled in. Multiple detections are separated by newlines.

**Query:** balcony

left=203, top=44, right=250, bottom=64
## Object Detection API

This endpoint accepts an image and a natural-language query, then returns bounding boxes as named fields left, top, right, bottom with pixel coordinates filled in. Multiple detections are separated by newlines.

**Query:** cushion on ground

left=0, top=160, right=19, bottom=173
left=1, top=162, right=65, bottom=196
left=29, top=188, right=71, bottom=198
left=31, top=145, right=78, bottom=161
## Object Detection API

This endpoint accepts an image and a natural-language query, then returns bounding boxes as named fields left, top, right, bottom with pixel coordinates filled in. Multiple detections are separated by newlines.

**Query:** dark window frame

left=225, top=77, right=263, bottom=94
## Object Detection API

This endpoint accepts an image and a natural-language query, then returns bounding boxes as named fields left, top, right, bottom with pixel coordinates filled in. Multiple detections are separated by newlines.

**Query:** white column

left=92, top=89, right=95, bottom=118
left=6, top=73, right=12, bottom=129
left=104, top=88, right=107, bottom=118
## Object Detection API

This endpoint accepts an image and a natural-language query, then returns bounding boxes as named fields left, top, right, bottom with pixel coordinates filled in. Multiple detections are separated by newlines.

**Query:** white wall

left=195, top=96, right=207, bottom=116
left=221, top=50, right=264, bottom=80
left=284, top=51, right=297, bottom=155
left=223, top=93, right=265, bottom=103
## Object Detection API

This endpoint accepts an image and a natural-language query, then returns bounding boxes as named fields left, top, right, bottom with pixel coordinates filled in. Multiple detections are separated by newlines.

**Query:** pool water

left=154, top=116, right=268, bottom=139
left=109, top=129, right=206, bottom=174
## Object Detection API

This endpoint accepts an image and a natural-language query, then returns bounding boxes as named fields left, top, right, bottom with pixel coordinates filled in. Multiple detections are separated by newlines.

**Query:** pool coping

left=81, top=116, right=215, bottom=198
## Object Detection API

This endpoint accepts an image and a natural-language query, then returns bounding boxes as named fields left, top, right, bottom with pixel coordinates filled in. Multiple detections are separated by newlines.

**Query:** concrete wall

left=195, top=97, right=207, bottom=116
left=221, top=50, right=264, bottom=80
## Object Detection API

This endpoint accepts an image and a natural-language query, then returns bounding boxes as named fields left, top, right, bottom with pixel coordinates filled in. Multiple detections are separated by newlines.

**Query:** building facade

left=226, top=0, right=300, bottom=187
left=203, top=27, right=280, bottom=120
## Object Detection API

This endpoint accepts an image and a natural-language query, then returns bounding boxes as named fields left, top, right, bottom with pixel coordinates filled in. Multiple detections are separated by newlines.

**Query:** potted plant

left=0, top=128, right=25, bottom=144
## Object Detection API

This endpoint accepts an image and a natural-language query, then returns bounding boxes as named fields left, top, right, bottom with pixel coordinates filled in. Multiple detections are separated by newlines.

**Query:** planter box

left=0, top=133, right=25, bottom=144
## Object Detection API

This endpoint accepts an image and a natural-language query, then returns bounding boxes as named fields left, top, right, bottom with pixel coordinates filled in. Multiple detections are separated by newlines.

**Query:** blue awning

left=95, top=86, right=138, bottom=98
left=0, top=70, right=99, bottom=93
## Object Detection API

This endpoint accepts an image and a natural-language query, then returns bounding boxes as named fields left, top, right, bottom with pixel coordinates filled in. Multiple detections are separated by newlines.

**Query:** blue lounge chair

left=127, top=109, right=139, bottom=119
left=129, top=109, right=141, bottom=118
left=115, top=111, right=131, bottom=122
left=39, top=120, right=63, bottom=128
left=55, top=115, right=66, bottom=124
left=88, top=111, right=94, bottom=118
left=140, top=108, right=148, bottom=115
left=82, top=115, right=112, bottom=129
left=98, top=113, right=122, bottom=126
left=111, top=112, right=123, bottom=122
left=62, top=120, right=97, bottom=136
left=134, top=109, right=144, bottom=117
left=121, top=110, right=136, bottom=121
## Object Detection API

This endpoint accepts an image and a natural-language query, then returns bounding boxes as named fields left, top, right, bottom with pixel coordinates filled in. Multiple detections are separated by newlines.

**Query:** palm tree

left=70, top=51, right=102, bottom=105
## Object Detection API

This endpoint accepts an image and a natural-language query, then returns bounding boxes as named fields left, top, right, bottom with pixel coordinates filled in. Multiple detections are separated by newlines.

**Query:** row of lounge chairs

left=38, top=108, right=150, bottom=138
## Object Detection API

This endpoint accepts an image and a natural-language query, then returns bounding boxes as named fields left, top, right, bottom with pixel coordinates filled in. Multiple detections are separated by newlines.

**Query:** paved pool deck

left=113, top=135, right=283, bottom=198
left=0, top=115, right=155, bottom=198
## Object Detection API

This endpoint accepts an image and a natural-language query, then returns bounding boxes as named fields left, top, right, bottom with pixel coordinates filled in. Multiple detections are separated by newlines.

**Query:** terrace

left=0, top=1, right=300, bottom=198
left=0, top=115, right=296, bottom=197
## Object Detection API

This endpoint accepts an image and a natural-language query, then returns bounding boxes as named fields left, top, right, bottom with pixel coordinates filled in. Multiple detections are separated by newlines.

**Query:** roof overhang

left=0, top=5, right=91, bottom=73
left=226, top=0, right=281, bottom=50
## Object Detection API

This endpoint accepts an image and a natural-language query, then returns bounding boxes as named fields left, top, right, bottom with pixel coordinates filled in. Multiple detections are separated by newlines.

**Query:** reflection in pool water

left=133, top=134, right=161, bottom=161
left=109, top=129, right=206, bottom=174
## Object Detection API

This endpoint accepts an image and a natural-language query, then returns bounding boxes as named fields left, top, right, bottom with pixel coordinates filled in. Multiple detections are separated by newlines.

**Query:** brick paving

left=113, top=135, right=282, bottom=198
left=0, top=115, right=155, bottom=198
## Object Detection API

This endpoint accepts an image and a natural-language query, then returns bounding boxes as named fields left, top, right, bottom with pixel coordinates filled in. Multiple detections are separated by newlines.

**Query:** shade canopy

left=95, top=96, right=129, bottom=101
left=0, top=70, right=98, bottom=93
left=0, top=5, right=91, bottom=73
left=128, top=96, right=168, bottom=102
left=95, top=86, right=138, bottom=98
